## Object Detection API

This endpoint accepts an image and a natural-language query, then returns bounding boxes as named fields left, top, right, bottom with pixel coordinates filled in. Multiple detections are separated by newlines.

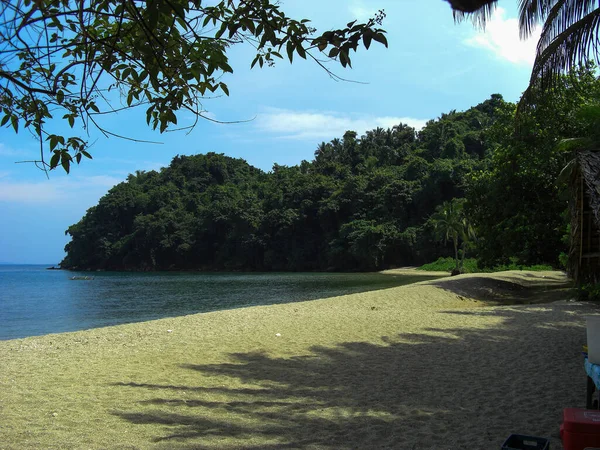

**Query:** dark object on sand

left=70, top=276, right=94, bottom=280
left=501, top=434, right=549, bottom=450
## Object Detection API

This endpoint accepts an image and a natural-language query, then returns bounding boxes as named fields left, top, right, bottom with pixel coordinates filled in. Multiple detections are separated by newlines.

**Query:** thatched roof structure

left=580, top=151, right=600, bottom=226
left=568, top=151, right=600, bottom=284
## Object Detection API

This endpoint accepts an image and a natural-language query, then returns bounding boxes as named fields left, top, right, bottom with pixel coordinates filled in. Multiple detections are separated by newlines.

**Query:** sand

left=0, top=270, right=596, bottom=449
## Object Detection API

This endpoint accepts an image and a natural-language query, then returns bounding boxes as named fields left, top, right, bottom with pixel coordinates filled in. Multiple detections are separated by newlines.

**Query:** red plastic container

left=561, top=408, right=600, bottom=450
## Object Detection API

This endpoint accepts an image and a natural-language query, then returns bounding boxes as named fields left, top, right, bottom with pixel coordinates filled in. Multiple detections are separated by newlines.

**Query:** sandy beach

left=0, top=270, right=596, bottom=449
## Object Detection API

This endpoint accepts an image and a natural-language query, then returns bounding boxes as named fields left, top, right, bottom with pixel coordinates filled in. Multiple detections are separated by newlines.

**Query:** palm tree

left=451, top=0, right=600, bottom=101
left=430, top=198, right=475, bottom=274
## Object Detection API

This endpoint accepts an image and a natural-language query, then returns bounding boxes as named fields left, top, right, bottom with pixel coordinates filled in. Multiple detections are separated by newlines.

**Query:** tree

left=465, top=67, right=600, bottom=267
left=0, top=0, right=387, bottom=173
left=457, top=1, right=600, bottom=103
left=429, top=198, right=474, bottom=274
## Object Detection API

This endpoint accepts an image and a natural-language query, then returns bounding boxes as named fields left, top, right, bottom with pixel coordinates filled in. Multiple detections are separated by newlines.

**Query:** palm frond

left=557, top=157, right=577, bottom=185
left=521, top=7, right=600, bottom=105
left=556, top=137, right=594, bottom=152
left=536, top=0, right=598, bottom=51
left=518, top=0, right=557, bottom=39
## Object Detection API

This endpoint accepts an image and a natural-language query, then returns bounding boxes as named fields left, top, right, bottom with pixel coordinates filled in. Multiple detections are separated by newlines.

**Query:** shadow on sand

left=112, top=302, right=592, bottom=449
left=431, top=274, right=574, bottom=305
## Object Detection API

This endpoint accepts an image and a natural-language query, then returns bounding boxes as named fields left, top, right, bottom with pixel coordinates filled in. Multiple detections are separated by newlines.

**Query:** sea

left=0, top=264, right=438, bottom=341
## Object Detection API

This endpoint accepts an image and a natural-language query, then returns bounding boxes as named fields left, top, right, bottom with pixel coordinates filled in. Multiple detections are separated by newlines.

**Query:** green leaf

left=220, top=83, right=229, bottom=96
left=50, top=152, right=60, bottom=169
left=0, top=114, right=9, bottom=127
left=81, top=150, right=93, bottom=159
left=10, top=115, right=17, bottom=133
left=339, top=51, right=349, bottom=68
left=250, top=54, right=260, bottom=69
left=296, top=45, right=306, bottom=59
left=49, top=135, right=58, bottom=151
left=215, top=22, right=227, bottom=39
left=363, top=32, right=372, bottom=50
left=286, top=41, right=294, bottom=63
left=168, top=110, right=177, bottom=125
left=61, top=157, right=70, bottom=174
left=372, top=32, right=388, bottom=48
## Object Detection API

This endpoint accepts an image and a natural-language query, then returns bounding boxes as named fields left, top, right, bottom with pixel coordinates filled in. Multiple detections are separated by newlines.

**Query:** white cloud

left=464, top=7, right=541, bottom=66
left=349, top=1, right=376, bottom=22
left=256, top=108, right=427, bottom=141
left=0, top=142, right=35, bottom=158
left=0, top=175, right=122, bottom=204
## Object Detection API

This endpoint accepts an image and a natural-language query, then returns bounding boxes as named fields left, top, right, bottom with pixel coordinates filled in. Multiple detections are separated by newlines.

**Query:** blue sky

left=0, top=0, right=540, bottom=264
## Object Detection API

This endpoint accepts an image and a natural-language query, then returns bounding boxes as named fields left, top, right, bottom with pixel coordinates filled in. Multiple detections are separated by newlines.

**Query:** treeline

left=61, top=67, right=600, bottom=271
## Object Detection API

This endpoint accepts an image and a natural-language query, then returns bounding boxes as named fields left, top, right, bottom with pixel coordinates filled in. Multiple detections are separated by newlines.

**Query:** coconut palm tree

left=452, top=0, right=600, bottom=101
left=430, top=198, right=475, bottom=274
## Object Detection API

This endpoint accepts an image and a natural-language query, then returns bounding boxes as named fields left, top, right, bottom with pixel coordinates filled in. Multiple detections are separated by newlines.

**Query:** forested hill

left=61, top=95, right=505, bottom=271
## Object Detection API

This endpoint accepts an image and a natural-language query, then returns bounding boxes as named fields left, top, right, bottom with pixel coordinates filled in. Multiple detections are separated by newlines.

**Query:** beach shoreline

left=0, top=270, right=593, bottom=449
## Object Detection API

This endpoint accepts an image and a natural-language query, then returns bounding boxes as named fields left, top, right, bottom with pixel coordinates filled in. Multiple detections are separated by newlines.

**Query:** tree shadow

left=112, top=303, right=591, bottom=449
left=431, top=275, right=575, bottom=304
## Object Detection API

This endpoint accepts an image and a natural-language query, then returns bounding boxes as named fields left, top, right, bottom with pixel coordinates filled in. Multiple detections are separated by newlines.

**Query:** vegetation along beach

left=4, top=0, right=600, bottom=449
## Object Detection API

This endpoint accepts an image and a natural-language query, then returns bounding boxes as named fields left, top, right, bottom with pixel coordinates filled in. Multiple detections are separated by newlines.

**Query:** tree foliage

left=0, top=0, right=387, bottom=173
left=61, top=66, right=600, bottom=272
left=61, top=95, right=504, bottom=271
left=429, top=198, right=474, bottom=273
left=465, top=65, right=600, bottom=267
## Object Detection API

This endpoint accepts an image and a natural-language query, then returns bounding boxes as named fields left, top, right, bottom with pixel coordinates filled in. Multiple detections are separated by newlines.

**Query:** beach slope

left=0, top=270, right=593, bottom=449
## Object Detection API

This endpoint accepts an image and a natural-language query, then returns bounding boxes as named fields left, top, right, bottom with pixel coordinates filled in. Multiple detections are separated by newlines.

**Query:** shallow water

left=0, top=265, right=439, bottom=340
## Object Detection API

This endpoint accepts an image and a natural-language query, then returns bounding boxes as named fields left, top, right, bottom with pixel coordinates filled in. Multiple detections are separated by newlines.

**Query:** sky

left=0, top=0, right=541, bottom=264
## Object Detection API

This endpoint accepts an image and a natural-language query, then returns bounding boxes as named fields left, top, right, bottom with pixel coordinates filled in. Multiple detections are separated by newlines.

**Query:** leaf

left=76, top=152, right=82, bottom=164
left=49, top=135, right=58, bottom=151
left=50, top=152, right=60, bottom=169
left=339, top=51, right=350, bottom=68
left=215, top=22, right=227, bottom=39
left=220, top=83, right=229, bottom=96
left=363, top=32, right=372, bottom=50
left=56, top=90, right=64, bottom=104
left=286, top=41, right=294, bottom=63
left=61, top=157, right=70, bottom=174
left=296, top=45, right=306, bottom=59
left=250, top=54, right=260, bottom=69
left=372, top=32, right=388, bottom=48
left=168, top=110, right=177, bottom=125
left=0, top=114, right=9, bottom=127
left=81, top=150, right=93, bottom=160
left=10, top=115, right=18, bottom=133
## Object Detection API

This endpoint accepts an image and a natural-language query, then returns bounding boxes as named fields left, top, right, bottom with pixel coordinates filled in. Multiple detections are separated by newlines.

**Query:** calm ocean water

left=0, top=265, right=438, bottom=340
